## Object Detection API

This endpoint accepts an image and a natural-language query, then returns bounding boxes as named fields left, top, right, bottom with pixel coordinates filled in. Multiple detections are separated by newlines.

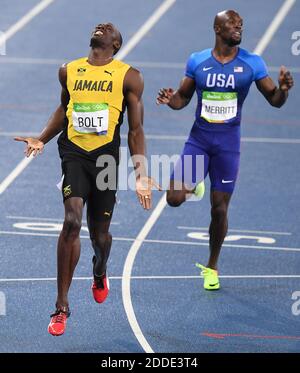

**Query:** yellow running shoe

left=196, top=263, right=220, bottom=290
left=193, top=181, right=205, bottom=200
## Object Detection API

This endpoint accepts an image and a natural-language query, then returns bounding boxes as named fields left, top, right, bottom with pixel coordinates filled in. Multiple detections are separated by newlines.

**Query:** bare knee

left=62, top=213, right=82, bottom=239
left=166, top=190, right=185, bottom=207
left=91, top=232, right=112, bottom=249
left=211, top=204, right=228, bottom=222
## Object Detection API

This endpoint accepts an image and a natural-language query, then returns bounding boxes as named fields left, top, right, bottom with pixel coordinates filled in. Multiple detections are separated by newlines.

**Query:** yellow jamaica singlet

left=58, top=57, right=131, bottom=159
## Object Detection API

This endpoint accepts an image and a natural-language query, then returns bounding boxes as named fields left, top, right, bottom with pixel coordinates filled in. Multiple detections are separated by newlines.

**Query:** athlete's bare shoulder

left=59, top=63, right=68, bottom=88
left=124, top=66, right=143, bottom=93
left=126, top=66, right=142, bottom=79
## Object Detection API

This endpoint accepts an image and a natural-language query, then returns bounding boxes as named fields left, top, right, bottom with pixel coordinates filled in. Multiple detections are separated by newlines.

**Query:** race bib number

left=201, top=91, right=237, bottom=123
left=72, top=103, right=109, bottom=135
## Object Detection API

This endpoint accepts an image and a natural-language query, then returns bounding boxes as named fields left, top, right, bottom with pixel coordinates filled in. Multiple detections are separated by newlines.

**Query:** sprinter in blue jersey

left=156, top=10, right=293, bottom=290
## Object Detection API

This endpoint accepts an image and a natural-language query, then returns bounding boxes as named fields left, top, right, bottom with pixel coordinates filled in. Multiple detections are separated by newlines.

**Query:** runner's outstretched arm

left=125, top=67, right=161, bottom=210
left=256, top=65, right=293, bottom=108
left=14, top=64, right=69, bottom=157
left=156, top=76, right=196, bottom=110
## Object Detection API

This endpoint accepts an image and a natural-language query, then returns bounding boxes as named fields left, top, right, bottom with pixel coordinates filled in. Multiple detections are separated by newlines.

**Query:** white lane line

left=130, top=275, right=300, bottom=279
left=6, top=217, right=290, bottom=235
left=254, top=0, right=296, bottom=55
left=1, top=274, right=300, bottom=282
left=6, top=215, right=74, bottom=222
left=0, top=0, right=55, bottom=195
left=1, top=230, right=300, bottom=252
left=177, top=226, right=292, bottom=236
left=116, top=0, right=176, bottom=60
left=0, top=156, right=34, bottom=195
left=0, top=0, right=54, bottom=49
left=268, top=66, right=300, bottom=73
left=1, top=57, right=300, bottom=74
left=145, top=238, right=300, bottom=253
left=122, top=194, right=167, bottom=354
left=0, top=132, right=41, bottom=137
left=121, top=0, right=176, bottom=354
left=0, top=230, right=134, bottom=242
left=128, top=63, right=300, bottom=73
left=7, top=220, right=290, bottom=235
left=130, top=63, right=300, bottom=73
left=1, top=132, right=300, bottom=144
left=125, top=134, right=300, bottom=144
left=241, top=137, right=300, bottom=144
left=0, top=57, right=65, bottom=65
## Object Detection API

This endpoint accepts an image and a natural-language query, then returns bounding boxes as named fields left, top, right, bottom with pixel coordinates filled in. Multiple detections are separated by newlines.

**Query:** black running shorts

left=60, top=154, right=117, bottom=221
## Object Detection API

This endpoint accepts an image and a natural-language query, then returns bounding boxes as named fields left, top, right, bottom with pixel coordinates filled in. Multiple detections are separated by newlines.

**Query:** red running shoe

left=92, top=255, right=110, bottom=303
left=92, top=273, right=110, bottom=303
left=48, top=309, right=70, bottom=336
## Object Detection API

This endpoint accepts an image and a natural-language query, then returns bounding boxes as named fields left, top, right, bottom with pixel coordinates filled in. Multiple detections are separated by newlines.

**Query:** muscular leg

left=207, top=190, right=232, bottom=270
left=87, top=216, right=112, bottom=277
left=56, top=197, right=83, bottom=310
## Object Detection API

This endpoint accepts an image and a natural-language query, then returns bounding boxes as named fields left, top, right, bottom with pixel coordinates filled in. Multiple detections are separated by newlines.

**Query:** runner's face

left=90, top=23, right=119, bottom=49
left=220, top=14, right=243, bottom=46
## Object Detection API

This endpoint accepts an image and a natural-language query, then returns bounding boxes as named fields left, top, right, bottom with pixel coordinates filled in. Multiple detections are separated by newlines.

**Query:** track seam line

left=0, top=157, right=33, bottom=195
left=177, top=226, right=292, bottom=235
left=1, top=132, right=300, bottom=144
left=1, top=58, right=300, bottom=73
left=1, top=274, right=300, bottom=282
left=254, top=0, right=296, bottom=55
left=0, top=0, right=55, bottom=195
left=0, top=0, right=55, bottom=48
left=1, top=230, right=300, bottom=252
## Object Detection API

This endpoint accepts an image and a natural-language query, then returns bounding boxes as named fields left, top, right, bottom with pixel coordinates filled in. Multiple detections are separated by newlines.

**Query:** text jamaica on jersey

left=73, top=80, right=113, bottom=92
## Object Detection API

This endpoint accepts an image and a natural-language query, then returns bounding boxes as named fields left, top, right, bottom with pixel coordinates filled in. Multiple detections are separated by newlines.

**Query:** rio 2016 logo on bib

left=72, top=102, right=109, bottom=135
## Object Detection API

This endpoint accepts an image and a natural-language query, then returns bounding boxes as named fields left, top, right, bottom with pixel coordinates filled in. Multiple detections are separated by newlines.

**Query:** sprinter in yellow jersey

left=15, top=23, right=160, bottom=336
